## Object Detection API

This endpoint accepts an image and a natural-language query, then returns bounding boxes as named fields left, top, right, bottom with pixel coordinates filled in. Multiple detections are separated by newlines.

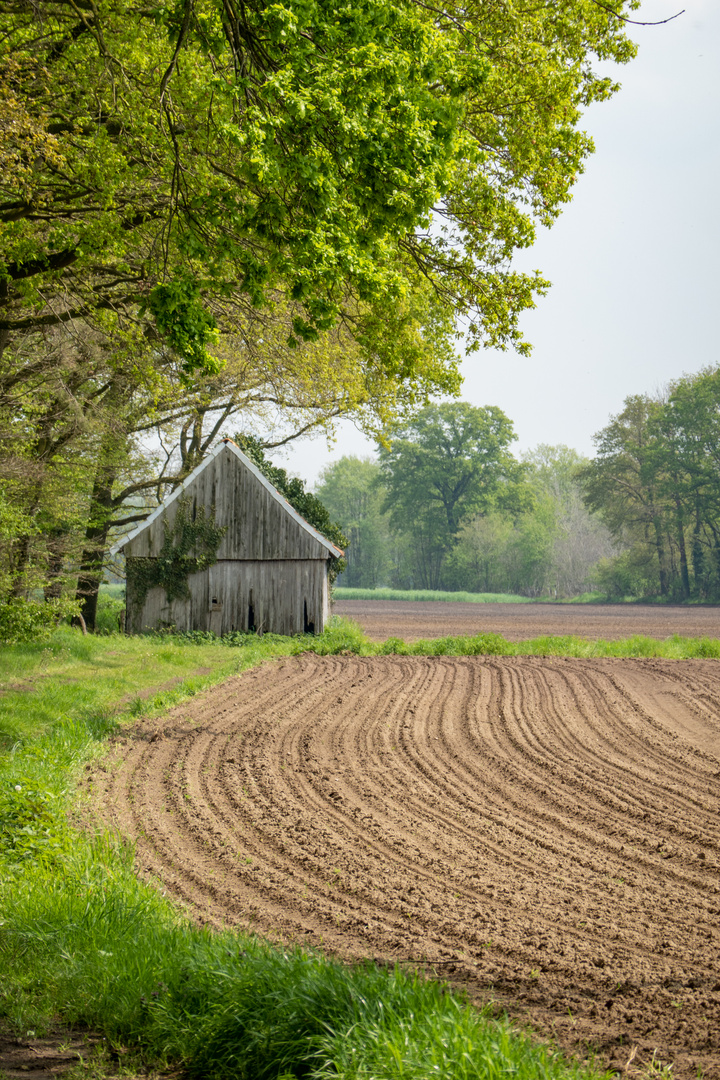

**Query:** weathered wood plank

left=124, top=446, right=331, bottom=561
left=127, top=559, right=331, bottom=636
left=122, top=442, right=336, bottom=636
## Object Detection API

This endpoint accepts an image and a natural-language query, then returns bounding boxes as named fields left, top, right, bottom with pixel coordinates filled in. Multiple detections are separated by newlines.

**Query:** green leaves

left=146, top=280, right=222, bottom=378
left=378, top=402, right=523, bottom=588
left=578, top=369, right=720, bottom=601
left=0, top=0, right=639, bottom=354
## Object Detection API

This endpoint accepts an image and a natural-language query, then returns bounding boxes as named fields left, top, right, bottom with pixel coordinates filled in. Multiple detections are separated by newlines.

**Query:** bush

left=95, top=589, right=126, bottom=634
left=0, top=597, right=82, bottom=644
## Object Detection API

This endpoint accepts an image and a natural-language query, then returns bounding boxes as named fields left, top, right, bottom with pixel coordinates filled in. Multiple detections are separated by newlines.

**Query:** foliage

left=0, top=778, right=72, bottom=868
left=95, top=588, right=126, bottom=635
left=318, top=443, right=616, bottom=598
left=315, top=457, right=392, bottom=587
left=0, top=0, right=640, bottom=626
left=578, top=369, right=720, bottom=602
left=126, top=497, right=227, bottom=609
left=378, top=402, right=528, bottom=589
left=448, top=446, right=616, bottom=598
left=0, top=0, right=638, bottom=359
left=0, top=597, right=82, bottom=645
left=145, top=280, right=222, bottom=379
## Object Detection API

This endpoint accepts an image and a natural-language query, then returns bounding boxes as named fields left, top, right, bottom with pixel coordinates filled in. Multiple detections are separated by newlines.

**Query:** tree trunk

left=651, top=514, right=669, bottom=597
left=74, top=382, right=126, bottom=630
left=691, top=504, right=705, bottom=599
left=75, top=475, right=117, bottom=632
left=674, top=499, right=691, bottom=600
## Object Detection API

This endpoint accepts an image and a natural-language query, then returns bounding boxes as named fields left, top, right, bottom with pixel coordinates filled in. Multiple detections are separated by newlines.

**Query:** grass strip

left=373, top=630, right=720, bottom=658
left=4, top=618, right=715, bottom=1078
left=333, top=587, right=532, bottom=604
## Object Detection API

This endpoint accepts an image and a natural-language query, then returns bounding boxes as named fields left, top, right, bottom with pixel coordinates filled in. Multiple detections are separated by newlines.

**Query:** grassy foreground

left=4, top=619, right=716, bottom=1078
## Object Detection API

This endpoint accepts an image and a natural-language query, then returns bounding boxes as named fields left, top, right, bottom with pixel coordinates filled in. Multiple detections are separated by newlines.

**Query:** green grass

left=3, top=839, right=600, bottom=1080
left=0, top=625, right=283, bottom=749
left=333, top=587, right=531, bottom=603
left=374, top=630, right=720, bottom=658
left=4, top=618, right=715, bottom=1079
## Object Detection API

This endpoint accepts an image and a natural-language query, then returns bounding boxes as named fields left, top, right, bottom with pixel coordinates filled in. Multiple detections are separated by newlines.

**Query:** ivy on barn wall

left=126, top=497, right=227, bottom=608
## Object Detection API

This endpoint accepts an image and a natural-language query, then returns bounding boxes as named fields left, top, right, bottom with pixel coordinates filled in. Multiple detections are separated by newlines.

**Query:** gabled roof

left=110, top=439, right=343, bottom=558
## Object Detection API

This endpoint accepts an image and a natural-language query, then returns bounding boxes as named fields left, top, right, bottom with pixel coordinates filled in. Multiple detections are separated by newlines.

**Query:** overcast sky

left=278, top=0, right=719, bottom=488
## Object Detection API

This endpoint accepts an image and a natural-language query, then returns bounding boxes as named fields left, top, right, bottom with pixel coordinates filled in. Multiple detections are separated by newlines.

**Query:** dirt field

left=88, top=651, right=720, bottom=1080
left=332, top=599, right=720, bottom=642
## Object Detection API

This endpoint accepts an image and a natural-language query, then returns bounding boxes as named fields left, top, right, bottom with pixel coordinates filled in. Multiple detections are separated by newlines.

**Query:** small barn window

left=210, top=595, right=222, bottom=611
left=248, top=588, right=255, bottom=632
left=304, top=599, right=314, bottom=635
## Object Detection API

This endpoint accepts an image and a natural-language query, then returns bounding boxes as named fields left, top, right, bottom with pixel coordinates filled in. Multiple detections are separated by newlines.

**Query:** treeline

left=5, top=367, right=720, bottom=627
left=318, top=368, right=720, bottom=603
left=580, top=367, right=720, bottom=601
left=316, top=403, right=615, bottom=598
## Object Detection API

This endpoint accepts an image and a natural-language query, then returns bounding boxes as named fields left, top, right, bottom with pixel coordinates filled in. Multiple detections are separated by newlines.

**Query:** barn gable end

left=113, top=441, right=341, bottom=636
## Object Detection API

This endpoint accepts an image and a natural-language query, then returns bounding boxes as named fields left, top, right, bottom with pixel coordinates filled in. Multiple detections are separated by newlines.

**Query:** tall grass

left=374, top=628, right=720, bottom=658
left=333, top=587, right=531, bottom=604
left=3, top=836, right=600, bottom=1080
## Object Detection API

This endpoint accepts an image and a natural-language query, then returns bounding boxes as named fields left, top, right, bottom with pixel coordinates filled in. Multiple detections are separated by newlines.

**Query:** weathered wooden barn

left=113, top=439, right=343, bottom=636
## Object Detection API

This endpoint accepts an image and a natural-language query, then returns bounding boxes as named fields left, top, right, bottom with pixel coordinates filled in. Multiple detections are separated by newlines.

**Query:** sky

left=278, top=0, right=720, bottom=488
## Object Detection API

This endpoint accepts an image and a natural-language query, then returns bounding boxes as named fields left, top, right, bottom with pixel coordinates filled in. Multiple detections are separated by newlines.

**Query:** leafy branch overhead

left=1, top=0, right=639, bottom=364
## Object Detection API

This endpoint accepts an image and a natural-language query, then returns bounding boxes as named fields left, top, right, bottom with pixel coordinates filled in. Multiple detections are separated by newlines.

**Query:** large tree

left=378, top=402, right=526, bottom=588
left=578, top=395, right=673, bottom=597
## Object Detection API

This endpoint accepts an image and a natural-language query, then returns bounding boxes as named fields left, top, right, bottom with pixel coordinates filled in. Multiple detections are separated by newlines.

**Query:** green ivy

left=126, top=498, right=227, bottom=609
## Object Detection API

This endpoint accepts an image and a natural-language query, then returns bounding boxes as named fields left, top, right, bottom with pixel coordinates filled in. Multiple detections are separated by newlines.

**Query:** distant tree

left=651, top=368, right=720, bottom=598
left=578, top=396, right=671, bottom=597
left=446, top=445, right=614, bottom=597
left=378, top=403, right=527, bottom=589
left=315, top=458, right=391, bottom=588
left=522, top=445, right=616, bottom=597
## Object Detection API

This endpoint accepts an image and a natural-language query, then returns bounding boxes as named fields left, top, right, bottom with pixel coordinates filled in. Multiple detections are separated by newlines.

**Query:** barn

left=113, top=439, right=343, bottom=636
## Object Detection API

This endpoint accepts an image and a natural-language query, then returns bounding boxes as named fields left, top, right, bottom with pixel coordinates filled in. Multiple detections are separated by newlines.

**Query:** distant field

left=333, top=587, right=531, bottom=603
left=332, top=597, right=720, bottom=642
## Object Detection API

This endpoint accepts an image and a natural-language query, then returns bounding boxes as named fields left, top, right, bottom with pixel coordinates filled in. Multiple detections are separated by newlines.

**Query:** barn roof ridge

left=110, top=439, right=343, bottom=558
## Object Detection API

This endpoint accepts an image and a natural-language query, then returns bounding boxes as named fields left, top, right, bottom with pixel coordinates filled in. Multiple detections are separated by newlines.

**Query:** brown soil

left=87, top=652, right=720, bottom=1080
left=332, top=599, right=720, bottom=642
left=0, top=1025, right=168, bottom=1079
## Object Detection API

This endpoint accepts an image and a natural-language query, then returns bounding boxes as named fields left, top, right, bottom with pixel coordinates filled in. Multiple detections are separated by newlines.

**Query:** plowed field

left=332, top=599, right=720, bottom=641
left=90, top=655, right=720, bottom=1079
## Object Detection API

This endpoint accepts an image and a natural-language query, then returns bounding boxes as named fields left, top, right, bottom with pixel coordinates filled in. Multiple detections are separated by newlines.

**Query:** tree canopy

left=2, top=0, right=638, bottom=363
left=578, top=368, right=720, bottom=601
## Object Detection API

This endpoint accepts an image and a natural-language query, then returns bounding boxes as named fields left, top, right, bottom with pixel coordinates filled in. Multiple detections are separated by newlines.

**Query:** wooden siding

left=127, top=559, right=330, bottom=636
left=122, top=444, right=331, bottom=561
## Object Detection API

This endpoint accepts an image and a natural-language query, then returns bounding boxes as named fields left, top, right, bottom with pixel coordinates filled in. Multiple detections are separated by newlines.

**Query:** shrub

left=0, top=597, right=82, bottom=644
